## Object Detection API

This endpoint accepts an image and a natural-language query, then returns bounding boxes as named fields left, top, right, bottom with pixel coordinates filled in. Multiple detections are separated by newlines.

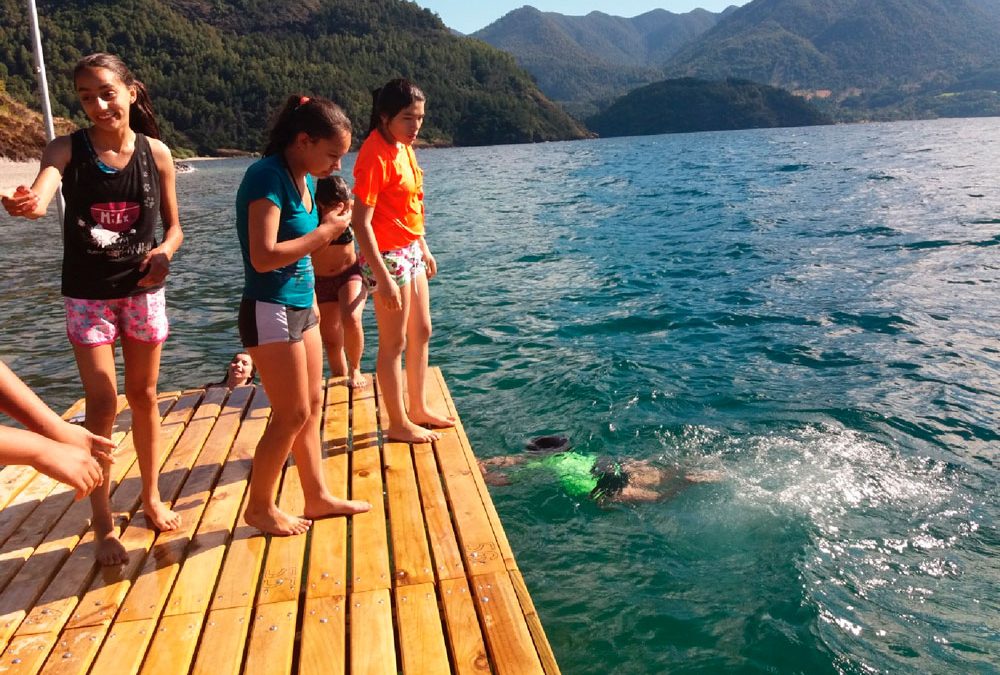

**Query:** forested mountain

left=0, top=0, right=589, bottom=156
left=665, top=0, right=1000, bottom=118
left=587, top=77, right=830, bottom=137
left=472, top=6, right=729, bottom=116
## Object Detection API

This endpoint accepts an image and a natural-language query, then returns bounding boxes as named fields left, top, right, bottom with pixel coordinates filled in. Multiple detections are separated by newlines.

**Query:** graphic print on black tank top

left=60, top=130, right=162, bottom=299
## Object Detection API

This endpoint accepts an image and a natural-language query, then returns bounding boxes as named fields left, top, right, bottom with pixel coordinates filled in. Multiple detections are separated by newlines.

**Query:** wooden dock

left=0, top=368, right=559, bottom=674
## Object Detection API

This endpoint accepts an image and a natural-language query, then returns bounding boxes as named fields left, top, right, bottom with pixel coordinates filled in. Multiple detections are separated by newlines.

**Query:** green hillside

left=587, top=77, right=831, bottom=137
left=0, top=0, right=589, bottom=155
left=472, top=6, right=725, bottom=117
left=666, top=0, right=1000, bottom=112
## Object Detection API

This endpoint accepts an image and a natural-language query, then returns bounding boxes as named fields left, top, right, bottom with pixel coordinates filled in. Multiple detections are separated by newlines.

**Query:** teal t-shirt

left=522, top=452, right=598, bottom=499
left=236, top=154, right=317, bottom=308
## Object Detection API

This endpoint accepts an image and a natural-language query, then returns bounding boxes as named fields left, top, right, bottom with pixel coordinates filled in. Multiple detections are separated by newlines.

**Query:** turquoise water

left=2, top=118, right=998, bottom=673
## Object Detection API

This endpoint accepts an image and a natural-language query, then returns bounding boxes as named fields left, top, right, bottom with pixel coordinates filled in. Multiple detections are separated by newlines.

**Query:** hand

left=423, top=250, right=438, bottom=280
left=138, top=247, right=171, bottom=287
left=53, top=420, right=116, bottom=465
left=374, top=279, right=402, bottom=312
left=1, top=186, right=40, bottom=218
left=32, top=443, right=105, bottom=500
left=317, top=208, right=352, bottom=243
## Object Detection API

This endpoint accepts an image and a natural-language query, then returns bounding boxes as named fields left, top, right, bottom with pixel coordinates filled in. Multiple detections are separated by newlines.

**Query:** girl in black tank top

left=1, top=53, right=185, bottom=566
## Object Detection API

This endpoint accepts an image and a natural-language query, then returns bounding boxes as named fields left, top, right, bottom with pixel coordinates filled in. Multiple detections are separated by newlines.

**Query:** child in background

left=351, top=78, right=454, bottom=443
left=0, top=361, right=113, bottom=500
left=236, top=95, right=370, bottom=537
left=312, top=176, right=368, bottom=388
left=1, top=53, right=184, bottom=565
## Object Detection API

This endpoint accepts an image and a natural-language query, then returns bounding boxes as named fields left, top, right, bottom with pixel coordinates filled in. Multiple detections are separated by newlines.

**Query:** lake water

left=2, top=117, right=998, bottom=674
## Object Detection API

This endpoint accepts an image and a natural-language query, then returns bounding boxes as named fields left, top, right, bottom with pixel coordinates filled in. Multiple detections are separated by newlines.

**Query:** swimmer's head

left=590, top=455, right=629, bottom=503
left=525, top=435, right=570, bottom=454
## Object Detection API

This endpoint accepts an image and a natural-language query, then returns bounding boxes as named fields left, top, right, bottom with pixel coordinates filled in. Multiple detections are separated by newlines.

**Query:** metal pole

left=26, top=0, right=64, bottom=221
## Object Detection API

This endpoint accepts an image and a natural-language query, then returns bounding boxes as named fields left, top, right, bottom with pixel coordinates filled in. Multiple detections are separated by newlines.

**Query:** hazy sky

left=413, top=1, right=749, bottom=34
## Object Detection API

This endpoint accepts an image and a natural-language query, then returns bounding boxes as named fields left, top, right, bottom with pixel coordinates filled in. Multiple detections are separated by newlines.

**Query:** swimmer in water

left=478, top=438, right=722, bottom=504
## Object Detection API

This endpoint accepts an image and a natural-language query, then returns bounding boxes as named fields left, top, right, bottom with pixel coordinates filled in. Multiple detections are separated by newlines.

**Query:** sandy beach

left=0, top=158, right=41, bottom=197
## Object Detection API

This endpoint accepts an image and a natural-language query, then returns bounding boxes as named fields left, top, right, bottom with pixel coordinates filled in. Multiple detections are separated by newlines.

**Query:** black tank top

left=60, top=130, right=162, bottom=299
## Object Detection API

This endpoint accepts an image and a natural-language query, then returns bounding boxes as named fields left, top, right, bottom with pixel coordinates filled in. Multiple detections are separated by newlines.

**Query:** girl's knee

left=124, top=383, right=158, bottom=411
left=85, top=390, right=119, bottom=425
left=272, top=404, right=311, bottom=432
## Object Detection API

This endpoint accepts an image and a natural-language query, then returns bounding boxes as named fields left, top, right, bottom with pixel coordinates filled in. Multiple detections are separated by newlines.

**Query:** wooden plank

left=185, top=606, right=246, bottom=675
left=243, top=600, right=297, bottom=675
left=510, top=570, right=561, bottom=675
left=383, top=442, right=435, bottom=586
left=412, top=442, right=466, bottom=581
left=350, top=392, right=389, bottom=593
left=136, top=613, right=201, bottom=675
left=304, top=381, right=349, bottom=601
left=87, top=388, right=251, bottom=675
left=439, top=577, right=490, bottom=675
left=472, top=572, right=544, bottom=675
left=433, top=431, right=505, bottom=577
left=349, top=589, right=395, bottom=675
left=395, top=582, right=450, bottom=674
left=298, top=596, right=345, bottom=675
left=428, top=369, right=517, bottom=569
left=0, top=396, right=181, bottom=648
left=256, top=465, right=305, bottom=606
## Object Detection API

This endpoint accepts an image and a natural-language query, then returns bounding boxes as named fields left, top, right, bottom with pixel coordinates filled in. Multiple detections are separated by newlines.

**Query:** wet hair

left=590, top=456, right=630, bottom=504
left=263, top=95, right=352, bottom=156
left=74, top=53, right=161, bottom=139
left=315, top=175, right=351, bottom=208
left=367, top=78, right=426, bottom=137
left=219, top=351, right=256, bottom=386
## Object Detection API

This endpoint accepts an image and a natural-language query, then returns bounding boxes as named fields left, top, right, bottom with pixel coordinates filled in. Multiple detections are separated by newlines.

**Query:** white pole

left=26, top=0, right=64, bottom=220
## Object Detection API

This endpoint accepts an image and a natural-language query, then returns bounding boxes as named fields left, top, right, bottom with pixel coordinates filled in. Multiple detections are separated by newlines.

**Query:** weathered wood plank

left=383, top=441, right=435, bottom=586
left=349, top=589, right=395, bottom=675
left=298, top=595, right=345, bottom=675
left=439, top=577, right=490, bottom=675
left=395, top=582, right=450, bottom=673
left=472, top=572, right=544, bottom=675
left=350, top=390, right=389, bottom=593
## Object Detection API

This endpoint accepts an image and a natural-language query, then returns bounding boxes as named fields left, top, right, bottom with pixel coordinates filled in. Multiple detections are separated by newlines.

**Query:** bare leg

left=317, top=300, right=349, bottom=380
left=373, top=280, right=440, bottom=443
left=404, top=272, right=454, bottom=429
left=73, top=343, right=128, bottom=565
left=244, top=339, right=313, bottom=536
left=292, top=325, right=370, bottom=520
left=339, top=277, right=367, bottom=388
left=122, top=338, right=180, bottom=532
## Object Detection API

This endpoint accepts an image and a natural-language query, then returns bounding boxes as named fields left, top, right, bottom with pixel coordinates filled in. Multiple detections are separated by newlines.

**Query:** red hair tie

left=298, top=96, right=310, bottom=107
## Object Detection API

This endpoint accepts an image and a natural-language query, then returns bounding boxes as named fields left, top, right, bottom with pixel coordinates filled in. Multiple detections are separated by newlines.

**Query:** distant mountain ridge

left=472, top=6, right=731, bottom=116
left=476, top=0, right=1000, bottom=123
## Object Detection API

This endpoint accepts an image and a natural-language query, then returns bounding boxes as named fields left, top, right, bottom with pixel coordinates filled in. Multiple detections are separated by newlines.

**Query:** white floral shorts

left=64, top=287, right=169, bottom=346
left=358, top=240, right=426, bottom=289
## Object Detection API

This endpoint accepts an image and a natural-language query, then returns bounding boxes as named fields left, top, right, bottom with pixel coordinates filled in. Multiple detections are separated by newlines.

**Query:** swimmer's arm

left=1, top=136, right=70, bottom=219
left=247, top=198, right=347, bottom=272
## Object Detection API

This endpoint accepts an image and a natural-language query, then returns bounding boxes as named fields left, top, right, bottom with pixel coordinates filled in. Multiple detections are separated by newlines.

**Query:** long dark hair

left=263, top=95, right=352, bottom=156
left=367, top=78, right=426, bottom=137
left=73, top=53, right=161, bottom=140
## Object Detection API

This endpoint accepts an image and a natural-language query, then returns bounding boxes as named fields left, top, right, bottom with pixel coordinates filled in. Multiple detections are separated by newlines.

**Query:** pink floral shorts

left=64, top=288, right=169, bottom=346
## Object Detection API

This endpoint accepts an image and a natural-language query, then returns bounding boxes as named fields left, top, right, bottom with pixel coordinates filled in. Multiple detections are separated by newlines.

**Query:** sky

left=413, top=1, right=750, bottom=35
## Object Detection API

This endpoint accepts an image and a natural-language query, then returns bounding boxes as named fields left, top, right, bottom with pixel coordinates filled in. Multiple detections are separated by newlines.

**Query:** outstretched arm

left=0, top=361, right=113, bottom=498
left=1, top=135, right=71, bottom=219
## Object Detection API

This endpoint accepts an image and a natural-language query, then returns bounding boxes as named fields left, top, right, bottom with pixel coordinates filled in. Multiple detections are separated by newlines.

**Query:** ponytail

left=130, top=80, right=161, bottom=139
left=263, top=95, right=352, bottom=156
left=366, top=78, right=426, bottom=138
left=73, top=53, right=161, bottom=139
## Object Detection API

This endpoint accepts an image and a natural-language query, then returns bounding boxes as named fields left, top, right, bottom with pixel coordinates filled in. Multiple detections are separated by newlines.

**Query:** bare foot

left=244, top=504, right=312, bottom=536
left=408, top=409, right=456, bottom=429
left=303, top=494, right=371, bottom=520
left=144, top=498, right=182, bottom=531
left=347, top=369, right=368, bottom=389
left=96, top=528, right=129, bottom=566
left=384, top=422, right=442, bottom=443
